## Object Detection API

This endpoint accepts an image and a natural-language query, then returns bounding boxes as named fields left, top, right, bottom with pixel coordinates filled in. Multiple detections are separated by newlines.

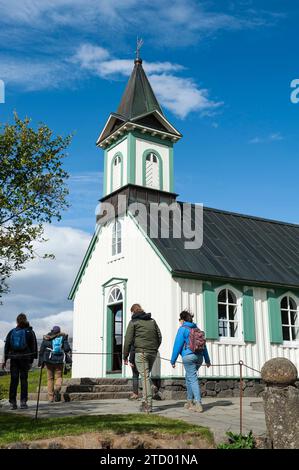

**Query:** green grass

left=0, top=368, right=71, bottom=398
left=0, top=413, right=214, bottom=446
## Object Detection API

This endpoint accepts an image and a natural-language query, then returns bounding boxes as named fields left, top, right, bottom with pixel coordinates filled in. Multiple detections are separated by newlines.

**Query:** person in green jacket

left=123, top=304, right=162, bottom=412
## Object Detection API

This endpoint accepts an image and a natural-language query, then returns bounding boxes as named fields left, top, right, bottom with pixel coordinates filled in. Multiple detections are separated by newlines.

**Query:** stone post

left=261, top=358, right=299, bottom=449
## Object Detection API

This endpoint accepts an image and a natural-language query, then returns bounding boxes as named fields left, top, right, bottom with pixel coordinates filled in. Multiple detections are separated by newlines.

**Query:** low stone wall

left=155, top=378, right=268, bottom=400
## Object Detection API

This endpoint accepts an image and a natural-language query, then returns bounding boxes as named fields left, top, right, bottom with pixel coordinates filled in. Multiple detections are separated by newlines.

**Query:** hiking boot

left=191, top=401, right=203, bottom=413
left=9, top=402, right=17, bottom=410
left=20, top=401, right=28, bottom=409
left=128, top=393, right=139, bottom=401
left=54, top=390, right=61, bottom=402
left=184, top=400, right=193, bottom=410
left=139, top=402, right=153, bottom=413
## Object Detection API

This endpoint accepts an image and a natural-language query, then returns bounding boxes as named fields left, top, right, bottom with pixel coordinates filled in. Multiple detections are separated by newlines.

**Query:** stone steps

left=28, top=391, right=132, bottom=402
left=31, top=378, right=134, bottom=401
left=38, top=385, right=132, bottom=393
left=63, top=378, right=131, bottom=386
left=63, top=392, right=131, bottom=401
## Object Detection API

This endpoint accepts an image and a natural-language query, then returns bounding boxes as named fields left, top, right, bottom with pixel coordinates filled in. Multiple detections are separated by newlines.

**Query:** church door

left=106, top=287, right=123, bottom=374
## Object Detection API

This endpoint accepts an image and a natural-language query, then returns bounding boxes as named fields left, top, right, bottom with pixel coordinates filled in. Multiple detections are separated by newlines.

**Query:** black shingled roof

left=145, top=204, right=299, bottom=289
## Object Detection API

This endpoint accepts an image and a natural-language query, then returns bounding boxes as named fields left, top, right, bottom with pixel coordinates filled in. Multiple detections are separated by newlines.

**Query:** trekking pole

left=239, top=360, right=244, bottom=435
left=142, top=350, right=149, bottom=414
left=35, top=364, right=43, bottom=421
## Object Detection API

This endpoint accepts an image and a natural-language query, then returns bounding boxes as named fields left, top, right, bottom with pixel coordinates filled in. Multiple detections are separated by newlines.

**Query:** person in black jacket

left=128, top=344, right=140, bottom=400
left=1, top=313, right=37, bottom=410
left=38, top=326, right=71, bottom=403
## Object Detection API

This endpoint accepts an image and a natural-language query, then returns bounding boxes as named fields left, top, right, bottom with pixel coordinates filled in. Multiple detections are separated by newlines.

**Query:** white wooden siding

left=72, top=215, right=173, bottom=378
left=72, top=221, right=299, bottom=379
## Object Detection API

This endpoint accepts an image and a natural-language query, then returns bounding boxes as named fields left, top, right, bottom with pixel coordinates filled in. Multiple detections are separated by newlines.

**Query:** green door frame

left=106, top=302, right=123, bottom=375
left=102, top=278, right=128, bottom=378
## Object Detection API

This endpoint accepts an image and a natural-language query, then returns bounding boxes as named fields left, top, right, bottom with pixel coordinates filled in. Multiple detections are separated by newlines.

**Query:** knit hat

left=52, top=326, right=61, bottom=334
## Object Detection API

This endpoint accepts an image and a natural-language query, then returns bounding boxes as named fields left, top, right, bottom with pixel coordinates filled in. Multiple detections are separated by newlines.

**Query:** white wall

left=171, top=279, right=299, bottom=379
left=72, top=215, right=173, bottom=378
left=135, top=138, right=170, bottom=191
left=72, top=227, right=299, bottom=379
left=106, top=138, right=128, bottom=194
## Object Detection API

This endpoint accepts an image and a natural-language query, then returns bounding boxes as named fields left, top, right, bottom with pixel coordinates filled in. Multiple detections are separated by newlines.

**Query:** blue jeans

left=183, top=353, right=203, bottom=403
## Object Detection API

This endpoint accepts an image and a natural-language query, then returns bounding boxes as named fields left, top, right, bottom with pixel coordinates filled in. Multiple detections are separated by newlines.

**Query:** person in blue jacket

left=171, top=310, right=211, bottom=412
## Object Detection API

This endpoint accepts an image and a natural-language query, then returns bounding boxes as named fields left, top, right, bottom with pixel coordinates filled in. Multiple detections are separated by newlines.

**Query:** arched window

left=281, top=296, right=299, bottom=341
left=145, top=152, right=160, bottom=189
left=218, top=288, right=239, bottom=338
left=112, top=220, right=121, bottom=256
left=112, top=154, right=122, bottom=191
left=108, top=287, right=123, bottom=305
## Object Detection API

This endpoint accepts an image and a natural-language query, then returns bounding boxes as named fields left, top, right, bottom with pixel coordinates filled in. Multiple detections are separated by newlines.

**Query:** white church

left=69, top=55, right=299, bottom=382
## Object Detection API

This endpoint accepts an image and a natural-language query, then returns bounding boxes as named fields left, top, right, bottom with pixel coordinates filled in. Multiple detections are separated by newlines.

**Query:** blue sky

left=0, top=0, right=299, bottom=332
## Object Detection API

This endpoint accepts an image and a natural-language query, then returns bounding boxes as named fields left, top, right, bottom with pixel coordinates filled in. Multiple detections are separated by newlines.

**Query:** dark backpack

left=184, top=326, right=206, bottom=353
left=10, top=328, right=27, bottom=351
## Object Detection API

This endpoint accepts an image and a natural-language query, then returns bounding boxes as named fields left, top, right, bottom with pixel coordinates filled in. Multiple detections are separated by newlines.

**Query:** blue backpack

left=10, top=328, right=27, bottom=351
left=52, top=336, right=63, bottom=354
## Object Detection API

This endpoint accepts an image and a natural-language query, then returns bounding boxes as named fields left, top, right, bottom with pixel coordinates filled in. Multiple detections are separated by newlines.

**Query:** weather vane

left=135, top=37, right=144, bottom=60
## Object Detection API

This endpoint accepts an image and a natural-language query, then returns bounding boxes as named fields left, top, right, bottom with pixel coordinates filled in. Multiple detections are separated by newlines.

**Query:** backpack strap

left=182, top=325, right=191, bottom=349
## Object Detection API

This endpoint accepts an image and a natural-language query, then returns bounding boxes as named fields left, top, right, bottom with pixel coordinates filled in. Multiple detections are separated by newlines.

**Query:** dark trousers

left=132, top=365, right=139, bottom=395
left=9, top=358, right=30, bottom=403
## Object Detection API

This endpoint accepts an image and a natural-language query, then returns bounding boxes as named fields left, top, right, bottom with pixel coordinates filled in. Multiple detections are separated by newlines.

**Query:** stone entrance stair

left=29, top=378, right=133, bottom=402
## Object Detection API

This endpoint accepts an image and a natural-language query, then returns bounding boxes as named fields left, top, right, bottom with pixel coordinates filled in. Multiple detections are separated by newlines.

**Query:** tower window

left=112, top=220, right=122, bottom=256
left=145, top=152, right=160, bottom=189
left=280, top=296, right=299, bottom=341
left=112, top=154, right=122, bottom=191
left=218, top=288, right=239, bottom=338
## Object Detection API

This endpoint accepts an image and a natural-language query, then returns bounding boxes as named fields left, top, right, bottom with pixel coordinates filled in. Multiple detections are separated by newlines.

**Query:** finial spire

left=135, top=37, right=143, bottom=63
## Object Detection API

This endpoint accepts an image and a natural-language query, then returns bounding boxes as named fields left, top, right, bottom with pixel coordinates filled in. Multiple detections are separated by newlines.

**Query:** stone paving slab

left=0, top=397, right=266, bottom=444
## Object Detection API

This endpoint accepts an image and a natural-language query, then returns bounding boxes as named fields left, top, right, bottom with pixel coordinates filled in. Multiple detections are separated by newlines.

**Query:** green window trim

left=267, top=290, right=283, bottom=344
left=110, top=152, right=124, bottom=193
left=203, top=282, right=219, bottom=340
left=106, top=305, right=114, bottom=372
left=127, top=132, right=136, bottom=184
left=243, top=289, right=256, bottom=342
left=142, top=148, right=163, bottom=190
left=103, top=149, right=108, bottom=196
left=169, top=146, right=174, bottom=193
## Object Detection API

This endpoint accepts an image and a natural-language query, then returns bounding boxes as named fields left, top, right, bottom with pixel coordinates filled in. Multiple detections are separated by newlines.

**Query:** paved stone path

left=1, top=397, right=266, bottom=444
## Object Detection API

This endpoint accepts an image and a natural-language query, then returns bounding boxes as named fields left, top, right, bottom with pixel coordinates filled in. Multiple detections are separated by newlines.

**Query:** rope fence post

left=35, top=364, right=44, bottom=422
left=239, top=360, right=244, bottom=435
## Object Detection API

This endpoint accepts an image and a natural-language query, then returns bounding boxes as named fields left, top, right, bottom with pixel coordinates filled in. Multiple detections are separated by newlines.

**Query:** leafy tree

left=0, top=113, right=71, bottom=299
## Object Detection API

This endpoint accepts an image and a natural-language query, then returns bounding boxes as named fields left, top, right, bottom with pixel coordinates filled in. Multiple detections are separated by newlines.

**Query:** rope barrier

left=2, top=350, right=261, bottom=374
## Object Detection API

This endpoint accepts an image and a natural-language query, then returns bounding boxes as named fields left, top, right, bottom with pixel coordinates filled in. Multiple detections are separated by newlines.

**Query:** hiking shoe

left=139, top=402, right=153, bottom=413
left=128, top=393, right=139, bottom=400
left=20, top=401, right=28, bottom=410
left=54, top=390, right=61, bottom=402
left=191, top=402, right=203, bottom=413
left=184, top=400, right=193, bottom=410
left=9, top=402, right=17, bottom=410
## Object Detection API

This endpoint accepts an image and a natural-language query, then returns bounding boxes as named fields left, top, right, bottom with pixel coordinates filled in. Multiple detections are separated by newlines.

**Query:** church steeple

left=97, top=50, right=182, bottom=197
left=116, top=57, right=164, bottom=120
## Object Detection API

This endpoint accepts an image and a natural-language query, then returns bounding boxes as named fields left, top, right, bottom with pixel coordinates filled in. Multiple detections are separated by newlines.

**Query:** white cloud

left=0, top=310, right=73, bottom=342
left=249, top=132, right=284, bottom=144
left=149, top=73, right=222, bottom=119
left=72, top=44, right=221, bottom=118
left=0, top=0, right=280, bottom=46
left=0, top=57, right=78, bottom=90
left=72, top=44, right=184, bottom=78
left=0, top=224, right=91, bottom=325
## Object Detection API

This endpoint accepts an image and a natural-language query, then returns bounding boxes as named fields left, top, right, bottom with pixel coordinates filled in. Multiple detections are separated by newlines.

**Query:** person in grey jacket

left=38, top=326, right=71, bottom=403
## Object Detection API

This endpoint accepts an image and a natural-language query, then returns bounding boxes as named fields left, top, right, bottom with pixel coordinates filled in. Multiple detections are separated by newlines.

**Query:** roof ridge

left=177, top=201, right=299, bottom=228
